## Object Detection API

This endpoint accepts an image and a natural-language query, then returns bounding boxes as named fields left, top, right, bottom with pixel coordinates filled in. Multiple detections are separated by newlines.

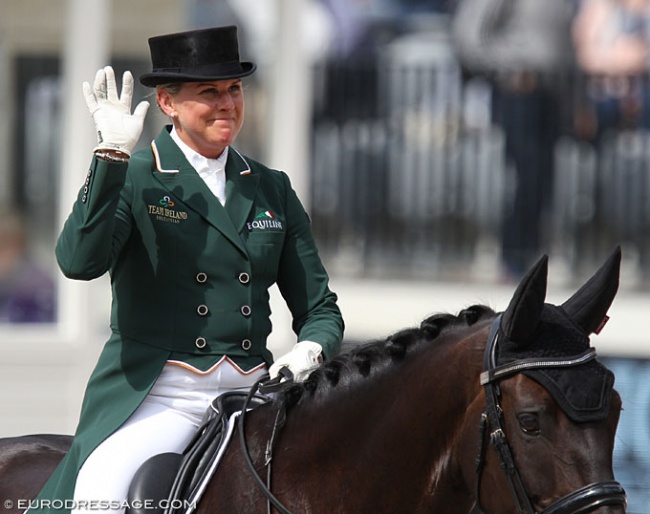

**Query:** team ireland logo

left=147, top=195, right=188, bottom=224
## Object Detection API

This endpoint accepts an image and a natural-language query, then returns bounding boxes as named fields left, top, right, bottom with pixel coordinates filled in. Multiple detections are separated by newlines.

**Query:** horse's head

left=476, top=247, right=626, bottom=514
left=252, top=249, right=626, bottom=514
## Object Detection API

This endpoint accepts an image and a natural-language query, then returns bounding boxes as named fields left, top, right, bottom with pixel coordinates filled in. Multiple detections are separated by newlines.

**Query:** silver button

left=196, top=272, right=208, bottom=283
left=82, top=195, right=87, bottom=203
left=241, top=339, right=252, bottom=351
left=197, top=304, right=209, bottom=316
left=238, top=272, right=250, bottom=284
left=195, top=337, right=207, bottom=349
left=240, top=305, right=252, bottom=317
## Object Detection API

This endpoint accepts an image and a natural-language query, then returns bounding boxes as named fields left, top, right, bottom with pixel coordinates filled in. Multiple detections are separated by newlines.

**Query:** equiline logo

left=247, top=210, right=283, bottom=231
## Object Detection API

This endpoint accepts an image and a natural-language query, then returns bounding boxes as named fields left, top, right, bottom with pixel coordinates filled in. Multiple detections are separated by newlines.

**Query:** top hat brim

left=139, top=62, right=256, bottom=87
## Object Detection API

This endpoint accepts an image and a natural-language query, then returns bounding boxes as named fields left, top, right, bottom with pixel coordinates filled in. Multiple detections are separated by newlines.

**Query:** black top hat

left=139, top=25, right=256, bottom=87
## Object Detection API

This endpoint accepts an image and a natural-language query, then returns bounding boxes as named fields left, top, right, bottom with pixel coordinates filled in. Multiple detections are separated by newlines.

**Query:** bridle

left=475, top=315, right=627, bottom=514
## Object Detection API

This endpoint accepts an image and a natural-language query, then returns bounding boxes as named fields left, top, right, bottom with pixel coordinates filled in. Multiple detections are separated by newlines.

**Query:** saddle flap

left=127, top=452, right=183, bottom=514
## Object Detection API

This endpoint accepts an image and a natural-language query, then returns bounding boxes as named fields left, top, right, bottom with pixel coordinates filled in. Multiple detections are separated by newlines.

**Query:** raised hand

left=83, top=66, right=150, bottom=156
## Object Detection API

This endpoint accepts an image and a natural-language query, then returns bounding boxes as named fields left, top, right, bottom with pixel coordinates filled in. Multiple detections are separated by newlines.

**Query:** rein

left=238, top=369, right=296, bottom=514
left=476, top=315, right=627, bottom=514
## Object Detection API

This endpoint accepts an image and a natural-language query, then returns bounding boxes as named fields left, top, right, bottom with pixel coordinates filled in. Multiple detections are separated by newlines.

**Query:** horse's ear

left=561, top=246, right=621, bottom=335
left=500, top=255, right=548, bottom=342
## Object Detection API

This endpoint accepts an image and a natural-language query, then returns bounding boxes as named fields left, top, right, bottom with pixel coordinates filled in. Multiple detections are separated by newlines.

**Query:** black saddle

left=126, top=391, right=269, bottom=514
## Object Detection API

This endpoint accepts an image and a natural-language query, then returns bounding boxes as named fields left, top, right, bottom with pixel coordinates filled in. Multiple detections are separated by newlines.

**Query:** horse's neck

left=285, top=336, right=483, bottom=466
left=218, top=333, right=487, bottom=513
left=263, top=338, right=483, bottom=511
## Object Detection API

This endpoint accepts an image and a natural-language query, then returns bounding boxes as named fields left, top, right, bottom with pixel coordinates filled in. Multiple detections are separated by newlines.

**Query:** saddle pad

left=182, top=411, right=240, bottom=514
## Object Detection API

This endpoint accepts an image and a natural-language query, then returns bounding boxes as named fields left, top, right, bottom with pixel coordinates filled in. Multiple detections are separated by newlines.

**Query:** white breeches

left=71, top=359, right=267, bottom=514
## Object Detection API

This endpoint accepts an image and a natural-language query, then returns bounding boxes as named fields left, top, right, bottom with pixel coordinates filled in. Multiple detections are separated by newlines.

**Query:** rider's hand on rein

left=269, top=341, right=323, bottom=382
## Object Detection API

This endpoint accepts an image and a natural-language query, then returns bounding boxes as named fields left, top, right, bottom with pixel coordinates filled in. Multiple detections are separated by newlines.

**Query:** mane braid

left=275, top=304, right=496, bottom=413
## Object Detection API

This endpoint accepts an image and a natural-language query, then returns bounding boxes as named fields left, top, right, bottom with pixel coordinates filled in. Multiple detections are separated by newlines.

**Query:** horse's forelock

left=276, top=304, right=496, bottom=412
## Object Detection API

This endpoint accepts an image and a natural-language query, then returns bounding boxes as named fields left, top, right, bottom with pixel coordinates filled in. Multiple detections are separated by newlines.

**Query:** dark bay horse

left=1, top=249, right=627, bottom=513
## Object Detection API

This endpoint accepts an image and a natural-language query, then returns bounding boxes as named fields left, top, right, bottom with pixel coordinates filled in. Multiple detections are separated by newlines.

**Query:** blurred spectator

left=572, top=0, right=650, bottom=142
left=323, top=0, right=400, bottom=60
left=398, top=0, right=458, bottom=14
left=450, top=0, right=576, bottom=279
left=0, top=208, right=55, bottom=323
left=228, top=0, right=335, bottom=67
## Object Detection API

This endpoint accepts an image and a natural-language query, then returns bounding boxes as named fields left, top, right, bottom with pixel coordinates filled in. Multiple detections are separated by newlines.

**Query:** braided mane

left=277, top=304, right=496, bottom=412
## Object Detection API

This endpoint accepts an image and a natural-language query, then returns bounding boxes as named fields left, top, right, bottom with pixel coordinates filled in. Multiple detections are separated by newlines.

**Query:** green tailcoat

left=33, top=127, right=343, bottom=511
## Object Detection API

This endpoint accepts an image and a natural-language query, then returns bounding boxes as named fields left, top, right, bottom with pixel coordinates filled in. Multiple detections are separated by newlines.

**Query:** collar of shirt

left=170, top=127, right=228, bottom=205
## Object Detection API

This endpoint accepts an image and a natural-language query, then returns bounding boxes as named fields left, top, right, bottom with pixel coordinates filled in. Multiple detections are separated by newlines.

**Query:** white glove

left=83, top=66, right=150, bottom=156
left=269, top=341, right=323, bottom=382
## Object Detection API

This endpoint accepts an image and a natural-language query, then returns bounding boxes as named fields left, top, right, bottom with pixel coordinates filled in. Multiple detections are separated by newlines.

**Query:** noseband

left=475, top=316, right=627, bottom=514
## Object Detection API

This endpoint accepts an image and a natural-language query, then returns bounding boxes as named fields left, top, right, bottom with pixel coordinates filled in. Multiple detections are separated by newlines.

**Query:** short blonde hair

left=156, top=83, right=183, bottom=96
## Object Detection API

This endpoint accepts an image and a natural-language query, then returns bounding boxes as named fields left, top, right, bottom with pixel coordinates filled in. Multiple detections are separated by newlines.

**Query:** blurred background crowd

left=5, top=0, right=650, bottom=325
left=309, top=0, right=650, bottom=285
left=1, top=0, right=649, bottom=510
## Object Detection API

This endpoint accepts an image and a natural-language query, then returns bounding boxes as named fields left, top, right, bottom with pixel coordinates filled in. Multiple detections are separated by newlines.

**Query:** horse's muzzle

left=539, top=480, right=626, bottom=514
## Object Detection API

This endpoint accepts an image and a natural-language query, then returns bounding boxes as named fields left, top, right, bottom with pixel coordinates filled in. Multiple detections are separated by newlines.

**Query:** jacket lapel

left=149, top=128, right=249, bottom=257
left=225, top=148, right=260, bottom=233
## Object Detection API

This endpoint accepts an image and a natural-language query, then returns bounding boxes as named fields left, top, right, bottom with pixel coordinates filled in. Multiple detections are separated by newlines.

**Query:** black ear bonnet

left=494, top=247, right=621, bottom=422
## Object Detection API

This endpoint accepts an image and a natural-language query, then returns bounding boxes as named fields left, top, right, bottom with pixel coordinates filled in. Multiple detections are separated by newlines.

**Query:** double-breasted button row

left=192, top=270, right=253, bottom=350
left=194, top=336, right=253, bottom=352
left=195, top=271, right=250, bottom=284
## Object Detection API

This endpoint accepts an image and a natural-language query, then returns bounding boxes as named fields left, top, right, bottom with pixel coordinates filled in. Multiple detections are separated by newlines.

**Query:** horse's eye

left=517, top=413, right=540, bottom=435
